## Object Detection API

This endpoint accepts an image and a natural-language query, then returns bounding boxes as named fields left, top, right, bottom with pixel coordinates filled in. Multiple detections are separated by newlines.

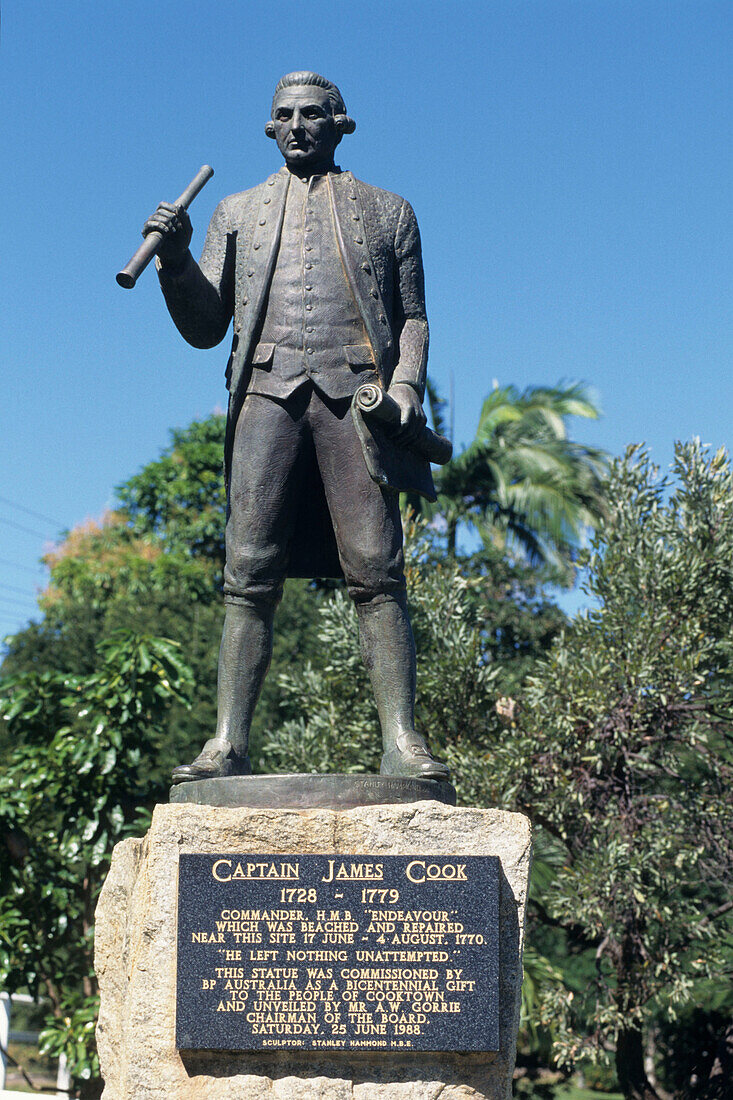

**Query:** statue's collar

left=279, top=164, right=344, bottom=180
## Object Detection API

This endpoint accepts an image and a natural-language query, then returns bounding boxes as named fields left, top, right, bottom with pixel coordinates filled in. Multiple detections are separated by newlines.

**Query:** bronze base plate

left=169, top=773, right=456, bottom=810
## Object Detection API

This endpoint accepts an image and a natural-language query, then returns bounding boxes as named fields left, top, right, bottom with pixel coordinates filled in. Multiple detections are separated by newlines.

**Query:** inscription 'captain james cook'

left=211, top=859, right=468, bottom=884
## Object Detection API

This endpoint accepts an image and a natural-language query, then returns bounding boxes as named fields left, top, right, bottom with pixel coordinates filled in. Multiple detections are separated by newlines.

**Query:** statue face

left=270, top=85, right=339, bottom=170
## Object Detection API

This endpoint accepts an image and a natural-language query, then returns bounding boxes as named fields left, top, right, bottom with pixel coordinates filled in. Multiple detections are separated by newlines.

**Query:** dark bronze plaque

left=176, top=854, right=499, bottom=1052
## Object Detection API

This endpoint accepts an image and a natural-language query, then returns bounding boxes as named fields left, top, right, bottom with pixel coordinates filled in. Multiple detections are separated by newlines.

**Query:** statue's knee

left=223, top=585, right=283, bottom=613
left=349, top=580, right=407, bottom=608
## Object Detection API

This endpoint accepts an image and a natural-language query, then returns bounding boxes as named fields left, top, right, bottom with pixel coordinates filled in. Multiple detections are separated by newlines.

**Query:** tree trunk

left=645, top=1028, right=673, bottom=1100
left=447, top=518, right=457, bottom=557
left=616, top=1026, right=661, bottom=1100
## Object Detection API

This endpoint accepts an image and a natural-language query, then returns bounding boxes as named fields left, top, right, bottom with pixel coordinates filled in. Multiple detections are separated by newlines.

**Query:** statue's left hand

left=388, top=383, right=427, bottom=446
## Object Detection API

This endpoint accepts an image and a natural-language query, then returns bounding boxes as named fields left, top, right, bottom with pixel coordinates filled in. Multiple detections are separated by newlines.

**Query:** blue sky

left=1, top=0, right=731, bottom=638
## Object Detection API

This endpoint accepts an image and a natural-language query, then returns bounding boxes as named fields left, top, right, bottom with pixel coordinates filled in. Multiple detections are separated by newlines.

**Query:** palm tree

left=425, top=381, right=608, bottom=571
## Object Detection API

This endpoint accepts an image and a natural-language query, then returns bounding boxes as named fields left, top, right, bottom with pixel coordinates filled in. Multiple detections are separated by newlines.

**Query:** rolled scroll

left=353, top=384, right=453, bottom=466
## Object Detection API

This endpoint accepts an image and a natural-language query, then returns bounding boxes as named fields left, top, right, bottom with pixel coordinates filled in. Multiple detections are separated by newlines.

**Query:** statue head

left=266, top=71, right=356, bottom=172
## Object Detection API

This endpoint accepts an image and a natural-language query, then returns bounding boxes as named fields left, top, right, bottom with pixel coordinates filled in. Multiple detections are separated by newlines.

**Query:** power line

left=0, top=614, right=38, bottom=628
left=0, top=556, right=46, bottom=575
left=0, top=494, right=64, bottom=528
left=0, top=581, right=42, bottom=597
left=0, top=516, right=52, bottom=540
left=0, top=594, right=39, bottom=609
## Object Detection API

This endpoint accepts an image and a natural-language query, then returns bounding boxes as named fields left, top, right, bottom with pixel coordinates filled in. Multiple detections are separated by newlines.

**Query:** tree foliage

left=118, top=414, right=228, bottom=560
left=0, top=632, right=192, bottom=1095
left=1, top=416, right=323, bottom=769
left=261, top=442, right=733, bottom=1099
left=494, top=442, right=733, bottom=1099
left=429, top=383, right=608, bottom=573
left=0, top=512, right=220, bottom=778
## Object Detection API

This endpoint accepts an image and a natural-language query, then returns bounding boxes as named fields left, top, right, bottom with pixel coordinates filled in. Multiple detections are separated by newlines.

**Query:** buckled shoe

left=380, top=732, right=449, bottom=782
left=171, top=738, right=252, bottom=784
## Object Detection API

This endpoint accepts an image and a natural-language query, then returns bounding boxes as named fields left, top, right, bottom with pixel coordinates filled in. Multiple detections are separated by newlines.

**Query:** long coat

left=157, top=166, right=431, bottom=577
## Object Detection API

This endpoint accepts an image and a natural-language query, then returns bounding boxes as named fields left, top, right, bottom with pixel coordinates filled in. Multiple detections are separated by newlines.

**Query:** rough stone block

left=95, top=802, right=531, bottom=1099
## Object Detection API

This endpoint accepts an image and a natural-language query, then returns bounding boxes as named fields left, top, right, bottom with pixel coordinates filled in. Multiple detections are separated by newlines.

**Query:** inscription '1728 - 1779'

left=176, top=854, right=499, bottom=1052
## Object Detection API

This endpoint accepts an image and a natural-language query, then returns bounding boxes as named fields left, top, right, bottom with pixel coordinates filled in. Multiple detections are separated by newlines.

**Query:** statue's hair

left=272, top=72, right=354, bottom=133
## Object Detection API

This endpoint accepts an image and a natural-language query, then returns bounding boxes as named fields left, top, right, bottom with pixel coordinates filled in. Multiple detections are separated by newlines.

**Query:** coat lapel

left=229, top=169, right=290, bottom=398
left=328, top=171, right=393, bottom=381
left=248, top=168, right=290, bottom=342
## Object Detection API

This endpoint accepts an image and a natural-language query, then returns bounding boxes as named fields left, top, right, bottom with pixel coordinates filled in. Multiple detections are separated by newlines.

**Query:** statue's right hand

left=142, top=201, right=193, bottom=265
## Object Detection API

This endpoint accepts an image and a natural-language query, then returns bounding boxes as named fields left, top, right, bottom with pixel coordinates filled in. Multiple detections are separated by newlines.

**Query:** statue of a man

left=144, top=71, right=448, bottom=785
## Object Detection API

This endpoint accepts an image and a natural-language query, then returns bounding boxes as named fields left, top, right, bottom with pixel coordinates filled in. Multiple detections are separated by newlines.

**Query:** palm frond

left=432, top=380, right=609, bottom=564
left=425, top=378, right=449, bottom=438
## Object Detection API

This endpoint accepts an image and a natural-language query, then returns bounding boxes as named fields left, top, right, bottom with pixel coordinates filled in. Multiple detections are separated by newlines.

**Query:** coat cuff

left=388, top=378, right=424, bottom=401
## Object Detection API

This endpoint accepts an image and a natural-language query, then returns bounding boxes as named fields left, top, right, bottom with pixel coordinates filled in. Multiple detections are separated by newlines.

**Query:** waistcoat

left=248, top=172, right=377, bottom=400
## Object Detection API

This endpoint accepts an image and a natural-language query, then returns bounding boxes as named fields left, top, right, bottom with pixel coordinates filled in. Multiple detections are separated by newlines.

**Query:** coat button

left=355, top=237, right=363, bottom=244
left=361, top=263, right=371, bottom=274
left=253, top=243, right=260, bottom=249
left=370, top=289, right=378, bottom=299
left=259, top=219, right=266, bottom=226
left=264, top=197, right=271, bottom=204
left=267, top=179, right=275, bottom=186
left=379, top=314, right=387, bottom=324
left=352, top=214, right=360, bottom=221
left=242, top=298, right=248, bottom=306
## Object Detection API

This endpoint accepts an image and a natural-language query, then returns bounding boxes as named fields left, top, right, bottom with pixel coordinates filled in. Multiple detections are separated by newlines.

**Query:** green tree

left=1, top=415, right=324, bottom=770
left=497, top=442, right=733, bottom=1100
left=429, top=383, right=608, bottom=572
left=259, top=443, right=733, bottom=1099
left=0, top=513, right=221, bottom=779
left=0, top=632, right=192, bottom=1097
left=117, top=414, right=228, bottom=561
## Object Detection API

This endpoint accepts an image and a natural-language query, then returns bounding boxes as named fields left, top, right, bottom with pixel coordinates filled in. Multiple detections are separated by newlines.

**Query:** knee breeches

left=223, top=386, right=405, bottom=606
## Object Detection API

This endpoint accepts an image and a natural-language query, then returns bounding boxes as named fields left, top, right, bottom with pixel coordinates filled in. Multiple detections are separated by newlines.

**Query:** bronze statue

left=141, top=72, right=449, bottom=785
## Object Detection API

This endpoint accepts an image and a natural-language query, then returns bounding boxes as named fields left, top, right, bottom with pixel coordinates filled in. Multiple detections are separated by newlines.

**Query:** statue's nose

left=291, top=108, right=303, bottom=130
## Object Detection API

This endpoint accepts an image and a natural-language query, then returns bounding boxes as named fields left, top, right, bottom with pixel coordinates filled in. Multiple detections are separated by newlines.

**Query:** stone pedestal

left=95, top=802, right=531, bottom=1099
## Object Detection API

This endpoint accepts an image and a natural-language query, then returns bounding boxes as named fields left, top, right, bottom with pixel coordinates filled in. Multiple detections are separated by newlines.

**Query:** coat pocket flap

left=344, top=343, right=375, bottom=367
left=252, top=342, right=276, bottom=365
